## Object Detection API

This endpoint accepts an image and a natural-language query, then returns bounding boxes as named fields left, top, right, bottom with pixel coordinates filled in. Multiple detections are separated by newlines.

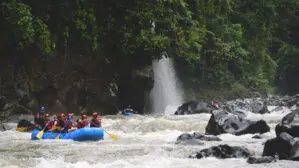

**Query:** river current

left=0, top=106, right=298, bottom=168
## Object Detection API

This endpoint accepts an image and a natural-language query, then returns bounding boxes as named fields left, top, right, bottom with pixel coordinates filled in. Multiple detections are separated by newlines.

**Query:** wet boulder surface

left=189, top=144, right=250, bottom=159
left=247, top=156, right=276, bottom=164
left=174, top=100, right=214, bottom=115
left=205, top=109, right=270, bottom=136
left=275, top=109, right=299, bottom=137
left=262, top=109, right=299, bottom=161
left=224, top=98, right=270, bottom=114
left=175, top=132, right=221, bottom=145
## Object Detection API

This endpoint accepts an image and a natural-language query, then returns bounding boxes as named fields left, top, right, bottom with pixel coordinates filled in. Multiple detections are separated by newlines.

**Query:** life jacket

left=77, top=120, right=88, bottom=129
left=45, top=120, right=54, bottom=131
left=34, top=112, right=45, bottom=126
left=90, top=118, right=101, bottom=127
left=56, top=120, right=66, bottom=128
left=67, top=121, right=73, bottom=129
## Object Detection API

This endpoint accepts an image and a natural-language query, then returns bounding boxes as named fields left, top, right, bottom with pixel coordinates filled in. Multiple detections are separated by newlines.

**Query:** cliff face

left=0, top=55, right=154, bottom=119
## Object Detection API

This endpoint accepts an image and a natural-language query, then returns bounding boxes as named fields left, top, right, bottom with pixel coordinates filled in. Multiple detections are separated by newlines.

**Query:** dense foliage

left=1, top=0, right=299, bottom=97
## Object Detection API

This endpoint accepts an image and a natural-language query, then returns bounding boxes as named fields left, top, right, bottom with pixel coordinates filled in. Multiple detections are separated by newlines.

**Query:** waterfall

left=149, top=56, right=184, bottom=115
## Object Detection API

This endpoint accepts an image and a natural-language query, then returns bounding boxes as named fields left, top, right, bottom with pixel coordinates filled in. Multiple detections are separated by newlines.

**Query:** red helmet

left=81, top=114, right=87, bottom=119
left=67, top=113, right=72, bottom=117
left=45, top=113, right=50, bottom=117
left=60, top=113, right=65, bottom=117
left=92, top=112, right=98, bottom=117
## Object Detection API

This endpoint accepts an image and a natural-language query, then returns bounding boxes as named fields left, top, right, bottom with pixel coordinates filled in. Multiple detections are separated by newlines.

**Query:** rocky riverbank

left=174, top=95, right=299, bottom=163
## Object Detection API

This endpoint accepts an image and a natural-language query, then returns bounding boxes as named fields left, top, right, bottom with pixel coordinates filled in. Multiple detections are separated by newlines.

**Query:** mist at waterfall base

left=149, top=56, right=184, bottom=115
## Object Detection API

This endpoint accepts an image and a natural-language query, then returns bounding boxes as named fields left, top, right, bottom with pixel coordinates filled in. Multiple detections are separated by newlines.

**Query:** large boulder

left=205, top=109, right=270, bottom=136
left=262, top=132, right=299, bottom=161
left=189, top=144, right=250, bottom=159
left=174, top=100, right=215, bottom=115
left=247, top=156, right=276, bottom=164
left=175, top=132, right=221, bottom=145
left=275, top=109, right=299, bottom=137
left=262, top=109, right=299, bottom=161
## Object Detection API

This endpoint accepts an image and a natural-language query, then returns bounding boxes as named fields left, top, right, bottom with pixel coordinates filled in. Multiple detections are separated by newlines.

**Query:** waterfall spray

left=149, top=56, right=184, bottom=115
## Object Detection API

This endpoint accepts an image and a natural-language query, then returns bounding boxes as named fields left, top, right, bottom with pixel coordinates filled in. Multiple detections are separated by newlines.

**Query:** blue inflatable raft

left=31, top=128, right=104, bottom=141
left=122, top=111, right=133, bottom=116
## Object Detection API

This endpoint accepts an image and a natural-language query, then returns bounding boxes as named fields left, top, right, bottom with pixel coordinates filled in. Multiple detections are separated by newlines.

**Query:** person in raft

left=34, top=106, right=46, bottom=129
left=51, top=113, right=67, bottom=133
left=44, top=113, right=54, bottom=132
left=66, top=113, right=74, bottom=127
left=52, top=114, right=58, bottom=125
left=66, top=112, right=77, bottom=132
left=90, top=112, right=102, bottom=127
left=77, top=114, right=90, bottom=129
left=122, top=105, right=137, bottom=115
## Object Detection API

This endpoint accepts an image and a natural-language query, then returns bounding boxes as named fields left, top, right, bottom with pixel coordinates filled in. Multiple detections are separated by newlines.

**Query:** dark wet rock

left=252, top=135, right=263, bottom=139
left=235, top=120, right=270, bottom=136
left=120, top=65, right=154, bottom=114
left=247, top=156, right=276, bottom=164
left=176, top=132, right=221, bottom=145
left=16, top=119, right=35, bottom=132
left=290, top=140, right=299, bottom=161
left=205, top=109, right=270, bottom=136
left=262, top=132, right=296, bottom=160
left=262, top=108, right=299, bottom=161
left=275, top=109, right=299, bottom=138
left=174, top=100, right=215, bottom=115
left=0, top=123, right=6, bottom=131
left=189, top=144, right=250, bottom=159
left=193, top=132, right=222, bottom=141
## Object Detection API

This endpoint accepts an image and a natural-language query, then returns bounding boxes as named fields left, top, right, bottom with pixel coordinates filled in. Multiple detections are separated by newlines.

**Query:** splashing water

left=149, top=56, right=184, bottom=115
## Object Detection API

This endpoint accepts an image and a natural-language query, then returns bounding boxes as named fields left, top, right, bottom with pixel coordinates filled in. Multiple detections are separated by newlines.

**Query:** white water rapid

left=149, top=56, right=184, bottom=115
left=0, top=106, right=298, bottom=168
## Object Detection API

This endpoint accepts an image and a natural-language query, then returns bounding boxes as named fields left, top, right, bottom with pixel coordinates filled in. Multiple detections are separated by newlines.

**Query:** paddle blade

left=16, top=127, right=27, bottom=132
left=109, top=134, right=118, bottom=140
left=55, top=134, right=60, bottom=139
left=36, top=130, right=44, bottom=139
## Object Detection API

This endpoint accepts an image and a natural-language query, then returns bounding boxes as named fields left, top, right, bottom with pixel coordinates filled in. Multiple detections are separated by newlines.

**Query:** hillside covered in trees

left=0, top=0, right=299, bottom=116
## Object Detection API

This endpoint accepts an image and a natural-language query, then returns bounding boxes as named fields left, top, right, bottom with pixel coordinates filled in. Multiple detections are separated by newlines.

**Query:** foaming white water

left=0, top=106, right=298, bottom=168
left=245, top=106, right=291, bottom=124
left=164, top=105, right=180, bottom=115
left=149, top=56, right=184, bottom=114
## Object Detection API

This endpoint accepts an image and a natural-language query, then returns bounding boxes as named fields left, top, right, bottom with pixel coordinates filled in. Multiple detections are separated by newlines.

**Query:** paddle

left=36, top=122, right=51, bottom=139
left=55, top=115, right=73, bottom=140
left=16, top=127, right=29, bottom=131
left=91, top=122, right=118, bottom=141
left=16, top=125, right=37, bottom=132
left=103, top=128, right=118, bottom=141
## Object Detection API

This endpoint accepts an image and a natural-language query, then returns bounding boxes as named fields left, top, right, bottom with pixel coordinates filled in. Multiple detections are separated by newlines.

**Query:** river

left=0, top=106, right=298, bottom=168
